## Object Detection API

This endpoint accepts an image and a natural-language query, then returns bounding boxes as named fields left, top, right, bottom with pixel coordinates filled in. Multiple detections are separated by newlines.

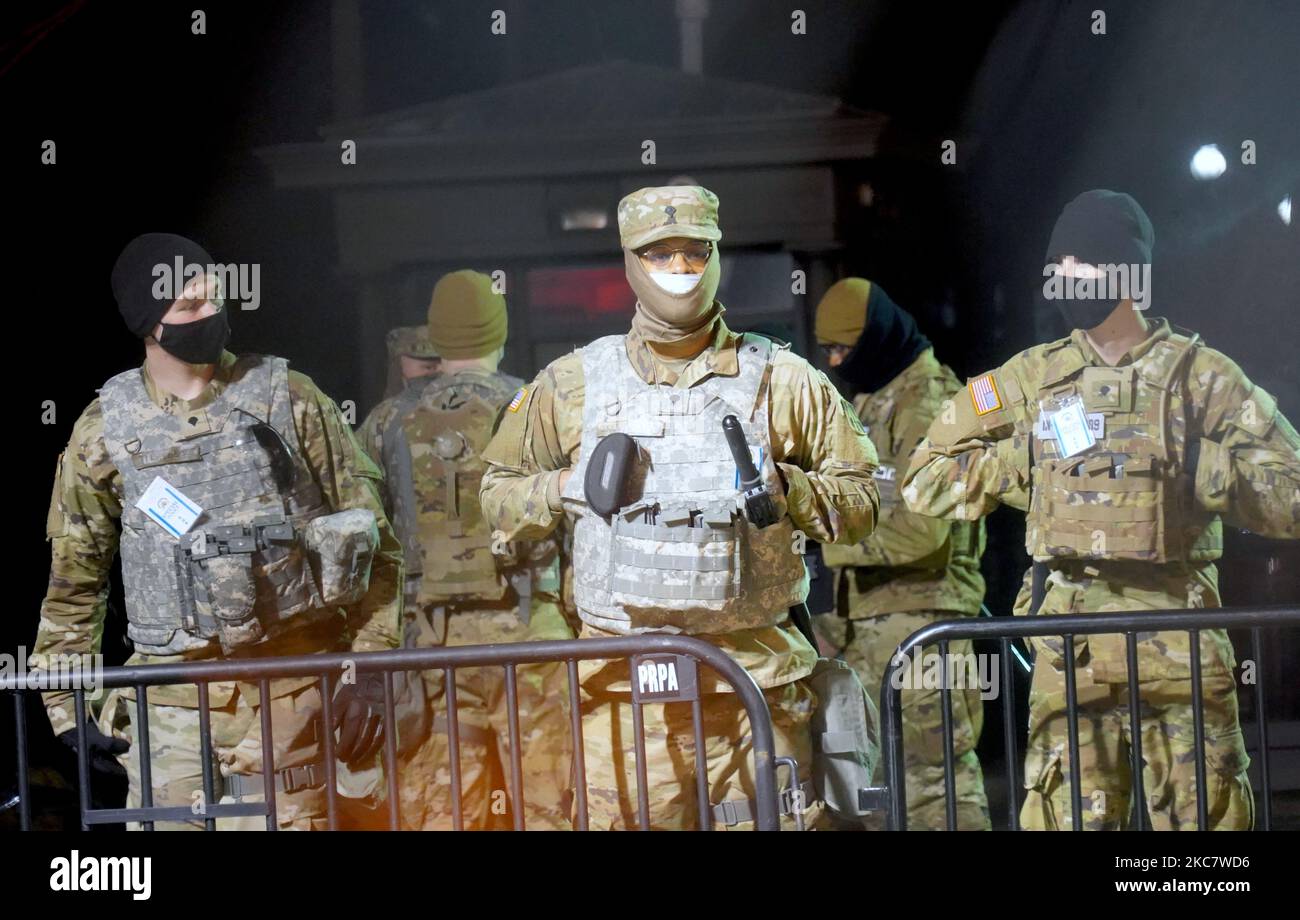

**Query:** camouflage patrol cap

left=617, top=186, right=723, bottom=250
left=385, top=325, right=439, bottom=360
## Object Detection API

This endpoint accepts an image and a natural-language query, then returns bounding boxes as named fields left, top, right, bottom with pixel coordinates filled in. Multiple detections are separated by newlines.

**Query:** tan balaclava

left=618, top=186, right=724, bottom=347
left=426, top=270, right=508, bottom=359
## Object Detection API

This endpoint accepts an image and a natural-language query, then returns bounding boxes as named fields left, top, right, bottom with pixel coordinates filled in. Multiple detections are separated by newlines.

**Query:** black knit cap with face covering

left=111, top=233, right=214, bottom=337
left=1045, top=190, right=1154, bottom=269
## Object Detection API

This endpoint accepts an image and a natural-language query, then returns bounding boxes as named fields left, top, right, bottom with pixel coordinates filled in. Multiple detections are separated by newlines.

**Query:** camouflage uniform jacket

left=480, top=316, right=880, bottom=690
left=822, top=349, right=986, bottom=618
left=902, top=319, right=1300, bottom=682
left=34, top=351, right=404, bottom=735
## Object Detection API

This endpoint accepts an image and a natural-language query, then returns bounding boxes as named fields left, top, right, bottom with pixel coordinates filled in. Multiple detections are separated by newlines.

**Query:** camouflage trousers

left=101, top=680, right=328, bottom=831
left=1022, top=666, right=1253, bottom=831
left=815, top=610, right=990, bottom=830
left=579, top=678, right=823, bottom=830
left=398, top=598, right=573, bottom=830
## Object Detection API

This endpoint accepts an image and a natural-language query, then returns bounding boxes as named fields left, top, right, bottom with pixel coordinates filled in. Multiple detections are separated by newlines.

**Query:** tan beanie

left=426, top=270, right=508, bottom=359
left=814, top=277, right=872, bottom=347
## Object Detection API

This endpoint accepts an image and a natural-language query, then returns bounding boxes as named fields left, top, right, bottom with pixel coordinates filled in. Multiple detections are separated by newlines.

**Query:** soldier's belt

left=712, top=781, right=812, bottom=826
left=226, top=762, right=327, bottom=799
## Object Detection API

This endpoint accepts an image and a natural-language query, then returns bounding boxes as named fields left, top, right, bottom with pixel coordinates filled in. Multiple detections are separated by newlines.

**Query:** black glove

left=59, top=720, right=129, bottom=778
left=332, top=673, right=386, bottom=766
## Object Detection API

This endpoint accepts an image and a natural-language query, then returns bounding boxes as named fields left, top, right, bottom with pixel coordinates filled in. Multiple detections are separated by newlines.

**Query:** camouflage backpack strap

left=380, top=377, right=434, bottom=582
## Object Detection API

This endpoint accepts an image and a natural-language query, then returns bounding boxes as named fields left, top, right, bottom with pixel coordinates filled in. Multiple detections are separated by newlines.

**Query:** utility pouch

left=304, top=509, right=379, bottom=606
left=808, top=657, right=881, bottom=818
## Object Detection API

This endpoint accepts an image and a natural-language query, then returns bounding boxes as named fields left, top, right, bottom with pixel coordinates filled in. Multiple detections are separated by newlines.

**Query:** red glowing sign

left=527, top=266, right=632, bottom=319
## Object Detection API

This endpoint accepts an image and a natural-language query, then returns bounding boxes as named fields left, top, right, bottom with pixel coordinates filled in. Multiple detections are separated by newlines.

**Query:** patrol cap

left=617, top=186, right=723, bottom=250
left=386, top=325, right=440, bottom=360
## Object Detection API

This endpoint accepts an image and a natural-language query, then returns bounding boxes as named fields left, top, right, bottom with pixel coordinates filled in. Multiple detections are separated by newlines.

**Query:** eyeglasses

left=637, top=241, right=714, bottom=270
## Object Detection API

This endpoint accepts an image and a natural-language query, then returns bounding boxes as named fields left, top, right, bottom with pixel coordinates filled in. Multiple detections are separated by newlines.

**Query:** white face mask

left=650, top=272, right=702, bottom=294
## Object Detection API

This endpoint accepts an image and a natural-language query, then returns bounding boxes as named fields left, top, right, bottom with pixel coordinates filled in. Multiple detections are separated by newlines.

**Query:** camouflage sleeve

left=480, top=353, right=585, bottom=542
left=902, top=358, right=1034, bottom=520
left=355, top=398, right=398, bottom=515
left=33, top=400, right=121, bottom=736
left=288, top=371, right=403, bottom=652
left=767, top=351, right=880, bottom=545
left=825, top=383, right=953, bottom=568
left=355, top=402, right=385, bottom=466
left=822, top=509, right=952, bottom=569
left=1189, top=349, right=1300, bottom=537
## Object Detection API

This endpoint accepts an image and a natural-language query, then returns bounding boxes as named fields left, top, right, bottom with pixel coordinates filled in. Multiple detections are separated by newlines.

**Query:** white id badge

left=1043, top=395, right=1096, bottom=458
left=134, top=476, right=203, bottom=538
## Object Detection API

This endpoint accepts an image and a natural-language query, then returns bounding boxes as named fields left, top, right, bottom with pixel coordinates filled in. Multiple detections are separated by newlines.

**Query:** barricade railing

left=880, top=605, right=1299, bottom=830
left=2, top=635, right=783, bottom=831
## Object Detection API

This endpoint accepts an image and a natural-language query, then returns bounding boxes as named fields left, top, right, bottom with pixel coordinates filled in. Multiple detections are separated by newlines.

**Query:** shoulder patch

left=968, top=373, right=1003, bottom=416
left=506, top=386, right=529, bottom=413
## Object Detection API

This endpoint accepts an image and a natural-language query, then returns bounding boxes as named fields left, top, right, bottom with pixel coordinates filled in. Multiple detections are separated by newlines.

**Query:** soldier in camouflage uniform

left=813, top=278, right=990, bottom=830
left=903, top=191, right=1300, bottom=830
left=32, top=233, right=403, bottom=830
left=358, top=270, right=572, bottom=830
left=480, top=187, right=880, bottom=830
left=374, top=325, right=443, bottom=406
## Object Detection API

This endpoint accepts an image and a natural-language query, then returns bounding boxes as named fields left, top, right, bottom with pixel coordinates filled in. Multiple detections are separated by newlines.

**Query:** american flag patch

left=968, top=373, right=1002, bottom=416
left=507, top=387, right=528, bottom=413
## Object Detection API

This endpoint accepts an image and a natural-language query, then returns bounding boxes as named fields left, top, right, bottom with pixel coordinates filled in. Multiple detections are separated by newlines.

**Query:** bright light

left=1279, top=196, right=1292, bottom=226
left=1190, top=144, right=1227, bottom=180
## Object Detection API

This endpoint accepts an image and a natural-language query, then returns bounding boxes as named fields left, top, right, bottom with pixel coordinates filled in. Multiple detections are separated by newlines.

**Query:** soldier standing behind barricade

left=31, top=233, right=403, bottom=830
left=480, top=186, right=881, bottom=830
left=812, top=278, right=991, bottom=830
left=357, top=270, right=573, bottom=830
left=903, top=190, right=1300, bottom=830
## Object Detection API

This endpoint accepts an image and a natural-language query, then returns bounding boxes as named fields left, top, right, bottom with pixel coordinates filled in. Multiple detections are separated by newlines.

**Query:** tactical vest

left=382, top=369, right=536, bottom=608
left=561, top=334, right=809, bottom=635
left=1026, top=331, right=1221, bottom=564
left=101, top=356, right=338, bottom=655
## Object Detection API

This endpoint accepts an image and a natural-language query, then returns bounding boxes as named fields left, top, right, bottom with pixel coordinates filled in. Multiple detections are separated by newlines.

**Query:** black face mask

left=155, top=310, right=230, bottom=364
left=1056, top=295, right=1122, bottom=331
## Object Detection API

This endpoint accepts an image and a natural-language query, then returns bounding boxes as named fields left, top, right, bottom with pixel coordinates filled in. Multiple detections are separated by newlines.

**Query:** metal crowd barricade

left=880, top=605, right=1299, bottom=831
left=2, top=635, right=783, bottom=831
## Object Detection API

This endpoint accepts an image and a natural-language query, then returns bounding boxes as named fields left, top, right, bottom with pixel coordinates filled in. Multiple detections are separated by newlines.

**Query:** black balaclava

left=111, top=232, right=229, bottom=363
left=834, top=283, right=932, bottom=394
left=1044, top=189, right=1154, bottom=330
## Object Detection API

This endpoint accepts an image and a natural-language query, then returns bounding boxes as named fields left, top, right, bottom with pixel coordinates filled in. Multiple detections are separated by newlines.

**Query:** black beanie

left=111, top=233, right=214, bottom=338
left=1045, top=190, right=1154, bottom=268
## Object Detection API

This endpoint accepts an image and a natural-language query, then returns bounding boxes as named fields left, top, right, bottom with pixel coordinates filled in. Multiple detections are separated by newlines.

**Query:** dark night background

left=2, top=0, right=1297, bottom=828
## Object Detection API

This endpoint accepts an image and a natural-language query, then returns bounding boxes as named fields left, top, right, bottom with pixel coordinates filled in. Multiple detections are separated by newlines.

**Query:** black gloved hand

left=332, top=673, right=387, bottom=766
left=58, top=720, right=129, bottom=778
